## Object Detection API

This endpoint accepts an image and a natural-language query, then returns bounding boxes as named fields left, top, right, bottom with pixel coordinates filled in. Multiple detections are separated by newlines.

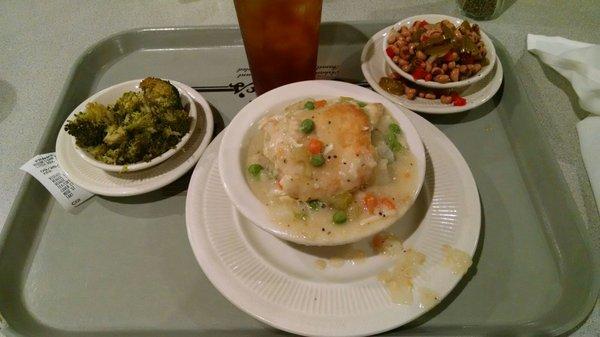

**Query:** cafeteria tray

left=0, top=22, right=597, bottom=336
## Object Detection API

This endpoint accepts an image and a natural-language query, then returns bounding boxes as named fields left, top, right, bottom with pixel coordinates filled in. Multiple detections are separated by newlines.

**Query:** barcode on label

left=48, top=172, right=74, bottom=199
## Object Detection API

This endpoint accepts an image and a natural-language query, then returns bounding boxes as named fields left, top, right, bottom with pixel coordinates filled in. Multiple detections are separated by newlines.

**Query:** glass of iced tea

left=234, top=0, right=323, bottom=95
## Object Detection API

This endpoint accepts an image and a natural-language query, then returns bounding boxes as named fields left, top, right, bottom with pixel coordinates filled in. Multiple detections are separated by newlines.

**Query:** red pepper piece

left=385, top=46, right=395, bottom=58
left=443, top=50, right=454, bottom=62
left=411, top=67, right=428, bottom=80
left=453, top=96, right=467, bottom=106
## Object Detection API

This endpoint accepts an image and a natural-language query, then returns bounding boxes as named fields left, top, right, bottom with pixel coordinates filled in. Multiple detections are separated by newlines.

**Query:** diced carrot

left=363, top=193, right=379, bottom=214
left=308, top=138, right=324, bottom=154
left=315, top=100, right=327, bottom=108
left=380, top=197, right=396, bottom=210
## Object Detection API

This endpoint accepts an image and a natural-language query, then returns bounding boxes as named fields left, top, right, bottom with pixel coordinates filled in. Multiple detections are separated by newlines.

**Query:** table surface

left=0, top=0, right=598, bottom=335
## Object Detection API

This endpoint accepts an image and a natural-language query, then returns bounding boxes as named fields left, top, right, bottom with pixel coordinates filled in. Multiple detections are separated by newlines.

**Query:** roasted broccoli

left=140, top=77, right=183, bottom=109
left=64, top=77, right=192, bottom=166
left=64, top=102, right=110, bottom=147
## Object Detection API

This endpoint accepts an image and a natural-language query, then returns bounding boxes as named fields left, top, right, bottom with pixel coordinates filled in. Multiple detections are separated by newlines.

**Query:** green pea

left=310, top=154, right=325, bottom=167
left=389, top=123, right=402, bottom=134
left=357, top=101, right=367, bottom=107
left=247, top=163, right=263, bottom=177
left=333, top=210, right=347, bottom=224
left=304, top=101, right=315, bottom=110
left=307, top=199, right=323, bottom=210
left=299, top=119, right=315, bottom=134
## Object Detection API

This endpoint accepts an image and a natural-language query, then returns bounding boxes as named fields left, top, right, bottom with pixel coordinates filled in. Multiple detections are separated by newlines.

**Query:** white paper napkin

left=527, top=34, right=600, bottom=212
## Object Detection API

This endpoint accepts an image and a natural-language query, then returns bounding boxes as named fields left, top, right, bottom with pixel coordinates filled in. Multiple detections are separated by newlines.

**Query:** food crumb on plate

left=442, top=244, right=472, bottom=275
left=372, top=232, right=427, bottom=304
left=417, top=287, right=440, bottom=309
left=328, top=257, right=345, bottom=268
left=314, top=259, right=327, bottom=270
left=343, top=248, right=367, bottom=264
left=377, top=248, right=426, bottom=305
left=371, top=231, right=404, bottom=255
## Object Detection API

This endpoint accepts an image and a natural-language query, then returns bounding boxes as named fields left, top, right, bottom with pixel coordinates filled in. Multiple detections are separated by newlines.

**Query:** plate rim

left=185, top=112, right=481, bottom=336
left=362, top=25, right=503, bottom=114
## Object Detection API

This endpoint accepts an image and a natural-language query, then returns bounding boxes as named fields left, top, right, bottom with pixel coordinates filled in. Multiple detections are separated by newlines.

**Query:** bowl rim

left=382, top=14, right=497, bottom=89
left=218, top=80, right=426, bottom=246
left=69, top=79, right=197, bottom=172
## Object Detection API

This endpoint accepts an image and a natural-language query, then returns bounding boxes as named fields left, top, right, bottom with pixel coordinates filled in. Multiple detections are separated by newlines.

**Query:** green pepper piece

left=327, top=192, right=353, bottom=210
left=423, top=42, right=453, bottom=57
left=460, top=36, right=480, bottom=57
left=420, top=35, right=448, bottom=49
left=441, top=24, right=455, bottom=41
left=389, top=123, right=402, bottom=134
left=460, top=20, right=471, bottom=31
left=412, top=27, right=426, bottom=43
left=378, top=77, right=404, bottom=96
left=294, top=211, right=308, bottom=221
left=385, top=132, right=403, bottom=152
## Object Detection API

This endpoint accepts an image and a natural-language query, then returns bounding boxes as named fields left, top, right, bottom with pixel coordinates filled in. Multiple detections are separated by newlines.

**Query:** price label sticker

left=21, top=153, right=94, bottom=211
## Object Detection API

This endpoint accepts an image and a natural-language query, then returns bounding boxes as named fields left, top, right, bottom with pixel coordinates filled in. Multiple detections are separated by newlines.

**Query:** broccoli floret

left=158, top=108, right=192, bottom=134
left=124, top=132, right=152, bottom=163
left=140, top=77, right=182, bottom=109
left=102, top=147, right=124, bottom=165
left=103, top=125, right=127, bottom=146
left=86, top=143, right=108, bottom=158
left=112, top=91, right=143, bottom=120
left=64, top=116, right=106, bottom=147
left=64, top=102, right=115, bottom=147
left=84, top=102, right=113, bottom=123
left=123, top=110, right=156, bottom=133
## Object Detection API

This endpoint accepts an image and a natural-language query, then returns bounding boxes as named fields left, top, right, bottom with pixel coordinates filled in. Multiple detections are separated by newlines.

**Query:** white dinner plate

left=56, top=81, right=214, bottom=196
left=362, top=26, right=503, bottom=114
left=185, top=112, right=481, bottom=336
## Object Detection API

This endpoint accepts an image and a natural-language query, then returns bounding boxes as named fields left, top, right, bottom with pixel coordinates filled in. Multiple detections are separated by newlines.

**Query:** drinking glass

left=234, top=0, right=323, bottom=95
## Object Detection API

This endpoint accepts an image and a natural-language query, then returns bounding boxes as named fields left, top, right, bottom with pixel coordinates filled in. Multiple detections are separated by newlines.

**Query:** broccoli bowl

left=62, top=78, right=197, bottom=172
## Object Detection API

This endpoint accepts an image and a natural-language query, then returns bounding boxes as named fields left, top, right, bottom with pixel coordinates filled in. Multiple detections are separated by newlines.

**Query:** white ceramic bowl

left=218, top=80, right=426, bottom=246
left=382, top=14, right=496, bottom=89
left=67, top=79, right=197, bottom=172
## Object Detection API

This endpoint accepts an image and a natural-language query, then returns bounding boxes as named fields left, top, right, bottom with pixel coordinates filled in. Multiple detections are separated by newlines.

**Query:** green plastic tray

left=0, top=22, right=597, bottom=336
